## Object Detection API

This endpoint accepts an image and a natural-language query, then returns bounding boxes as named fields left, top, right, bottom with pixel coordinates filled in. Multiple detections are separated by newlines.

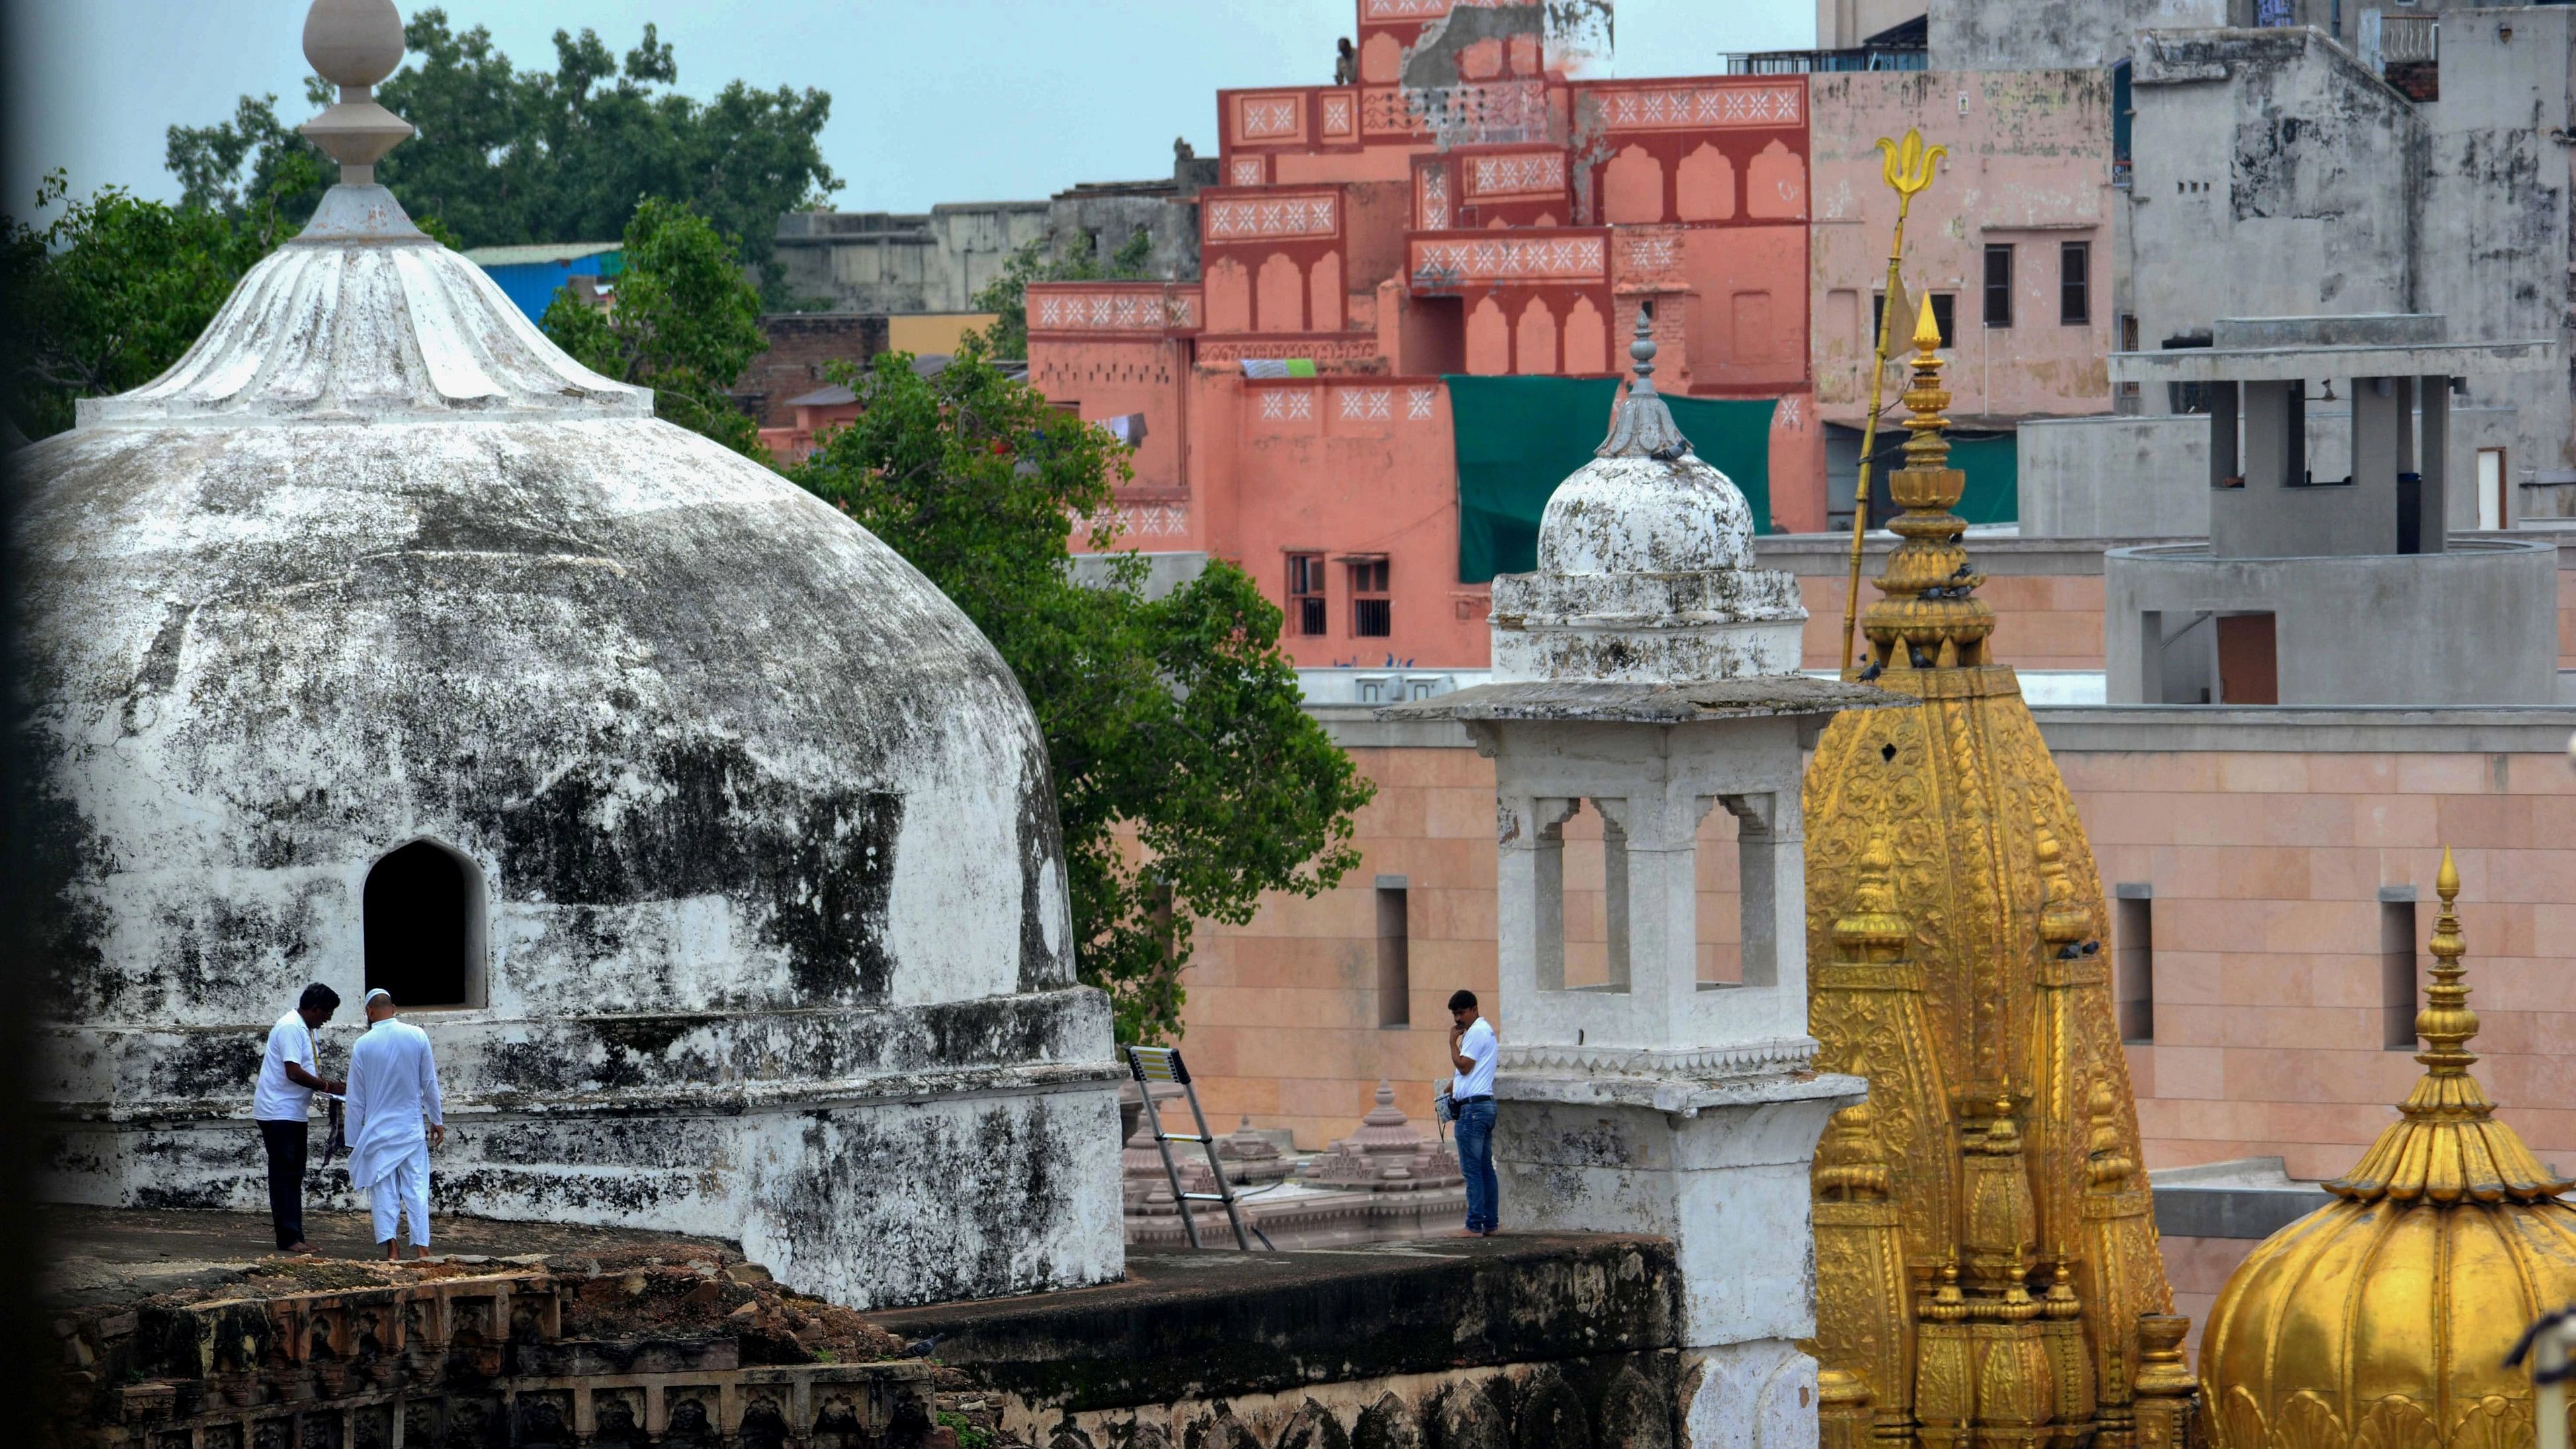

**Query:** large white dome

left=12, top=182, right=1121, bottom=1309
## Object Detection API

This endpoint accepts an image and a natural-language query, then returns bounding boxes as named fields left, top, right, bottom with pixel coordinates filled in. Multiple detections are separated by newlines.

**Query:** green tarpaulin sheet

left=1855, top=427, right=2018, bottom=529
left=1445, top=375, right=1777, bottom=584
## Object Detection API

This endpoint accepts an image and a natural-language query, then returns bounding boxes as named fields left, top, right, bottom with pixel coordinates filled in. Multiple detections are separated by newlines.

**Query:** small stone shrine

left=12, top=0, right=1120, bottom=1310
left=1385, top=314, right=1897, bottom=1443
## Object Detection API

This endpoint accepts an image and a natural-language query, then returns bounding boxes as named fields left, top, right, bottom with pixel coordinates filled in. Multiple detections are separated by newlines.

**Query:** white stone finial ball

left=304, top=0, right=406, bottom=91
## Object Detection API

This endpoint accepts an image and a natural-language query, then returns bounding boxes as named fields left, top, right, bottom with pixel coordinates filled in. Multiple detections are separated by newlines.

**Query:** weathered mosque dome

left=1492, top=313, right=1803, bottom=683
left=12, top=0, right=1120, bottom=1310
left=2201, top=852, right=2576, bottom=1449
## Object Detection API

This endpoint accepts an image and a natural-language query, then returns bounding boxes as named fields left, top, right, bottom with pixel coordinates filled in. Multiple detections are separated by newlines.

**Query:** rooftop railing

left=1722, top=46, right=1926, bottom=75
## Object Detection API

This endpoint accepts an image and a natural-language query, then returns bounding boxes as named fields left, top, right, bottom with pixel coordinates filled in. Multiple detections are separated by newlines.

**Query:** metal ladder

left=1126, top=1045, right=1252, bottom=1251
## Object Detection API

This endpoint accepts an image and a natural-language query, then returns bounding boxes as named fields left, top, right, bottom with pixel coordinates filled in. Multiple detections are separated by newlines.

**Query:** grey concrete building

left=774, top=200, right=1051, bottom=314
left=2102, top=314, right=2561, bottom=705
left=773, top=143, right=1219, bottom=316
left=2126, top=16, right=2576, bottom=515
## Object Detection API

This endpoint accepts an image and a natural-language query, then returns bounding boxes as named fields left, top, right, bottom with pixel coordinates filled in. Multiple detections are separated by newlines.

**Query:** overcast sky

left=7, top=1, right=1816, bottom=220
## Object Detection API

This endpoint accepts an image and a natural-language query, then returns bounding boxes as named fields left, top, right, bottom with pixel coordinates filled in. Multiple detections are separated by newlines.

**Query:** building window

left=1872, top=292, right=1955, bottom=349
left=1349, top=556, right=1391, bottom=637
left=2060, top=241, right=2092, bottom=325
left=1983, top=243, right=2014, bottom=328
left=365, top=839, right=484, bottom=1008
left=1377, top=879, right=1410, bottom=1028
left=1287, top=553, right=1328, bottom=636
left=2115, top=889, right=2153, bottom=1043
left=2382, top=894, right=2419, bottom=1049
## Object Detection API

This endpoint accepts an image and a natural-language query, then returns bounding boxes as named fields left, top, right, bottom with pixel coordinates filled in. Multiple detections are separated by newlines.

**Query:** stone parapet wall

left=865, top=1235, right=1690, bottom=1449
left=1182, top=705, right=2576, bottom=1178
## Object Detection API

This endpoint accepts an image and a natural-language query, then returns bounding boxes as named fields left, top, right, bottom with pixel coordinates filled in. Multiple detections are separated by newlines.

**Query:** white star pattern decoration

left=1208, top=196, right=1336, bottom=238
left=1416, top=236, right=1604, bottom=281
left=1242, top=98, right=1300, bottom=139
left=1340, top=388, right=1393, bottom=421
left=1600, top=84, right=1800, bottom=131
left=1471, top=153, right=1564, bottom=196
left=1232, top=157, right=1264, bottom=186
left=1365, top=0, right=1451, bottom=15
left=1322, top=96, right=1353, bottom=135
left=1407, top=388, right=1438, bottom=421
left=1776, top=395, right=1801, bottom=428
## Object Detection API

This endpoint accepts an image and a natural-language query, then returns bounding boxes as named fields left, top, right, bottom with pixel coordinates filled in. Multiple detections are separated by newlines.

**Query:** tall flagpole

left=1840, top=128, right=1948, bottom=675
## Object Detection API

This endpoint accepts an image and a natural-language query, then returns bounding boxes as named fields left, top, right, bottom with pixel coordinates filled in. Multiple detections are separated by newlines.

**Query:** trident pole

left=1840, top=130, right=1947, bottom=674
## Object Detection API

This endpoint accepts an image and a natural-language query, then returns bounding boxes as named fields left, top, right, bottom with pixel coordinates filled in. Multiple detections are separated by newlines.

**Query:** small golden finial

left=2044, top=1254, right=2082, bottom=1319
left=1833, top=828, right=1911, bottom=963
left=1984, top=1094, right=2022, bottom=1153
left=2036, top=810, right=2092, bottom=948
left=1816, top=1103, right=1893, bottom=1202
left=2086, top=1076, right=2135, bottom=1189
left=2414, top=844, right=2477, bottom=1073
left=1911, top=291, right=1944, bottom=356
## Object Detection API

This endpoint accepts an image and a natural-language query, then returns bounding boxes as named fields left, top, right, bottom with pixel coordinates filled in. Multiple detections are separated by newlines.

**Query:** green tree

left=0, top=160, right=316, bottom=439
left=791, top=351, right=1372, bottom=1042
left=168, top=9, right=838, bottom=300
left=542, top=197, right=768, bottom=459
left=970, top=226, right=1157, bottom=361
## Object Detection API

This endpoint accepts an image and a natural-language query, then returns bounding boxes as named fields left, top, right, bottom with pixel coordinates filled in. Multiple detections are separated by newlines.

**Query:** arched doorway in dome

left=364, top=840, right=486, bottom=1008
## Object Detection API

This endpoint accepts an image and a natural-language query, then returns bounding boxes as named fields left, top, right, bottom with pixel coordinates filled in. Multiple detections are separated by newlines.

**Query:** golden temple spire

left=2324, top=848, right=2571, bottom=1204
left=1859, top=288, right=1994, bottom=674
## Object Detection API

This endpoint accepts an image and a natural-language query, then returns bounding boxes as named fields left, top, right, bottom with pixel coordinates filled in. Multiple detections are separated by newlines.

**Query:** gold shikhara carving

left=2200, top=852, right=2576, bottom=1449
left=1807, top=320, right=2189, bottom=1449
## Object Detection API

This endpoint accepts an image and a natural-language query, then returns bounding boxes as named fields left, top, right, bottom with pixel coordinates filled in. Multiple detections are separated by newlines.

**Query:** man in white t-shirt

left=254, top=983, right=345, bottom=1253
left=1447, top=988, right=1500, bottom=1236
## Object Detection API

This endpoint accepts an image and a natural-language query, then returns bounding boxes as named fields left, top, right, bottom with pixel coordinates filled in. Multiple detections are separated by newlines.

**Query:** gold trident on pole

left=1839, top=128, right=1948, bottom=674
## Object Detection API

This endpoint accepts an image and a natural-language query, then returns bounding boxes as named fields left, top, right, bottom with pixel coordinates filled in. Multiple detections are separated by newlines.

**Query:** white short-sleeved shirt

left=1452, top=1017, right=1499, bottom=1100
left=253, top=1010, right=318, bottom=1122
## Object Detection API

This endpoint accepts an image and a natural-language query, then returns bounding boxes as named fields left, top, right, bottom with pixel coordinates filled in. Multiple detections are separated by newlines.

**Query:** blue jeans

left=1455, top=1098, right=1498, bottom=1233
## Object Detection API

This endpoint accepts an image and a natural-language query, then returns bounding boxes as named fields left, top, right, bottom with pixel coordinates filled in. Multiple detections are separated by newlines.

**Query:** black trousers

left=259, top=1119, right=308, bottom=1249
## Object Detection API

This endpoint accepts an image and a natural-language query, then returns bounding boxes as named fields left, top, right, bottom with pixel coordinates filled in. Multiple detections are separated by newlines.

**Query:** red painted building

left=1031, top=0, right=1823, bottom=668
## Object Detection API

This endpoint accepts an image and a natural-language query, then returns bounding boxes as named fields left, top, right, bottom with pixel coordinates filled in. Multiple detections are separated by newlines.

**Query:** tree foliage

left=542, top=198, right=768, bottom=459
left=0, top=161, right=316, bottom=439
left=970, top=226, right=1156, bottom=361
left=790, top=352, right=1373, bottom=1042
left=168, top=9, right=839, bottom=300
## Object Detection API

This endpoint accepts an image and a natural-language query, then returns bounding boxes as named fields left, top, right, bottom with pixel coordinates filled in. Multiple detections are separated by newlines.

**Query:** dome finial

left=2415, top=844, right=2476, bottom=1071
left=300, top=0, right=415, bottom=187
left=1595, top=302, right=1693, bottom=462
left=2322, top=848, right=2570, bottom=1204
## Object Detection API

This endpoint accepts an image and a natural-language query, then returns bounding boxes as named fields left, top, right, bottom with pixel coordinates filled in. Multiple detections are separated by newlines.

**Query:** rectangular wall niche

left=1377, top=878, right=1412, bottom=1028
left=2114, top=885, right=2153, bottom=1043
left=2382, top=889, right=2419, bottom=1050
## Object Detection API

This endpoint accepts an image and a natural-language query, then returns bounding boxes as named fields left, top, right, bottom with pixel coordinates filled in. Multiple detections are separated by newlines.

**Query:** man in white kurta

left=343, top=989, right=446, bottom=1258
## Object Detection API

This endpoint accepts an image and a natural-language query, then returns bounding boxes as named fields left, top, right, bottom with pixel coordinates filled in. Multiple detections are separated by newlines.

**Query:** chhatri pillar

left=1388, top=316, right=1901, bottom=1448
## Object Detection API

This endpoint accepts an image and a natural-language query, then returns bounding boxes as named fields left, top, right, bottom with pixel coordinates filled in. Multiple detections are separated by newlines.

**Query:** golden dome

left=2202, top=850, right=2576, bottom=1449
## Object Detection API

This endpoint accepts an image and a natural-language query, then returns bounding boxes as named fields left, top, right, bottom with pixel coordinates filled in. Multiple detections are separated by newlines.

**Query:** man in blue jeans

left=1447, top=988, right=1500, bottom=1236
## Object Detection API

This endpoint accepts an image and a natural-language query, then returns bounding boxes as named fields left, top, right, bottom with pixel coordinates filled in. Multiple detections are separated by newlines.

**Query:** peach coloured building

left=1029, top=0, right=1830, bottom=670
left=1019, top=4, right=2154, bottom=664
left=1807, top=70, right=2117, bottom=433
